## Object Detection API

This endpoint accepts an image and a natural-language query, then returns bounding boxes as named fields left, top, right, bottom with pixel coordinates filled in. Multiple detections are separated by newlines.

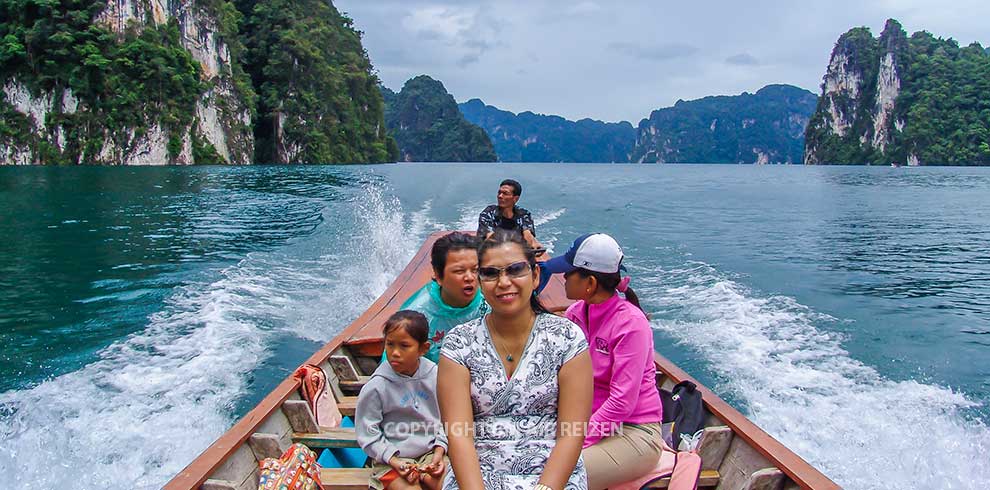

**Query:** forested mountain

left=631, top=85, right=818, bottom=164
left=382, top=76, right=496, bottom=162
left=805, top=19, right=990, bottom=165
left=0, top=0, right=395, bottom=164
left=237, top=0, right=394, bottom=163
left=458, top=99, right=636, bottom=163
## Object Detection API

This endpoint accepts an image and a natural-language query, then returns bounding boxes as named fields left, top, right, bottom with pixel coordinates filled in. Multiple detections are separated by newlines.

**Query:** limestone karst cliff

left=804, top=19, right=990, bottom=165
left=632, top=85, right=817, bottom=164
left=1, top=0, right=393, bottom=164
left=1, top=0, right=254, bottom=164
left=382, top=76, right=495, bottom=163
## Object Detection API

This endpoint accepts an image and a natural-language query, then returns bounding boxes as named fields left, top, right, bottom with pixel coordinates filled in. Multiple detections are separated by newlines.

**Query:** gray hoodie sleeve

left=355, top=387, right=399, bottom=464
left=434, top=422, right=448, bottom=451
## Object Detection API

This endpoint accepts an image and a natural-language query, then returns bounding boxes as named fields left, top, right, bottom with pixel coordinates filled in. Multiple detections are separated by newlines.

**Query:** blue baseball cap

left=541, top=233, right=626, bottom=275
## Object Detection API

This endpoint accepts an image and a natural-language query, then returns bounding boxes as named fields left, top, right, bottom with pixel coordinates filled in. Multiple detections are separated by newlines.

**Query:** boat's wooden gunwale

left=163, top=232, right=441, bottom=490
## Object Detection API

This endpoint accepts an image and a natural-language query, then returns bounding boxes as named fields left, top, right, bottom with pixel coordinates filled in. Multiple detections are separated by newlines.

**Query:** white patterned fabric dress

left=440, top=313, right=590, bottom=490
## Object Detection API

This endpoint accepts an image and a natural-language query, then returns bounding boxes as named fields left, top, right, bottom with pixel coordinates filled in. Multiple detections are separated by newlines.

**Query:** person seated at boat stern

left=390, top=232, right=488, bottom=364
left=477, top=179, right=546, bottom=258
left=540, top=233, right=664, bottom=490
left=357, top=310, right=448, bottom=490
left=438, top=231, right=593, bottom=490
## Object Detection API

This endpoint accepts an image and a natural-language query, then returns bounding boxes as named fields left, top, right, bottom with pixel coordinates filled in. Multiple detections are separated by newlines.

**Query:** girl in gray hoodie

left=357, top=310, right=448, bottom=490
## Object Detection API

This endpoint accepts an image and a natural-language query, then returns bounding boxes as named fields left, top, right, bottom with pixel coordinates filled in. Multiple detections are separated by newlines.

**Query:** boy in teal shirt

left=388, top=232, right=488, bottom=363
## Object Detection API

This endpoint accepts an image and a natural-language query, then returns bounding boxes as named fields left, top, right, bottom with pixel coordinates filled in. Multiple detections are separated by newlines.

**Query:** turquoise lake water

left=1, top=164, right=988, bottom=489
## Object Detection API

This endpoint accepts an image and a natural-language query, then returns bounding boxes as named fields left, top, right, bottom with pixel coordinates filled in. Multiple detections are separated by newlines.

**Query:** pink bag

left=294, top=364, right=343, bottom=428
left=668, top=452, right=702, bottom=490
left=609, top=434, right=703, bottom=490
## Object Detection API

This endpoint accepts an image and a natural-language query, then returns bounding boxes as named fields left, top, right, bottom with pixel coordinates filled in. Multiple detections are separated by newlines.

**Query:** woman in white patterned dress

left=438, top=231, right=593, bottom=490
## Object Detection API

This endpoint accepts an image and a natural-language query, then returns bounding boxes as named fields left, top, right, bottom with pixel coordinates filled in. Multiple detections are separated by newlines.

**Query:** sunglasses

left=478, top=261, right=533, bottom=282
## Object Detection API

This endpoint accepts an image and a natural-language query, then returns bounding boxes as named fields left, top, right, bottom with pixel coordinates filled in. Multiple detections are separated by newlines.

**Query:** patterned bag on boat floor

left=258, top=443, right=322, bottom=490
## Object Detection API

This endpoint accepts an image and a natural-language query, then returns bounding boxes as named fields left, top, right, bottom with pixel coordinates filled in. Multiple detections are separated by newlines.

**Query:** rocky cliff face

left=632, top=85, right=817, bottom=164
left=801, top=19, right=974, bottom=165
left=804, top=20, right=905, bottom=164
left=1, top=0, right=253, bottom=165
left=97, top=0, right=253, bottom=164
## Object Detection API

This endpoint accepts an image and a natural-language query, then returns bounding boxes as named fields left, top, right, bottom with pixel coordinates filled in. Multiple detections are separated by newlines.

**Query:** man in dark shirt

left=478, top=179, right=544, bottom=255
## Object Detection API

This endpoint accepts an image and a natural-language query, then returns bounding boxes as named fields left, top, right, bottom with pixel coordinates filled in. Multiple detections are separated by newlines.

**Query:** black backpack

left=661, top=380, right=705, bottom=450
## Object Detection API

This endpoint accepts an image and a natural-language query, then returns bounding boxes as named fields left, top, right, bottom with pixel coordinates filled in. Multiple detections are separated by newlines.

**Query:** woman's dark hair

left=383, top=310, right=430, bottom=343
left=570, top=268, right=645, bottom=314
left=499, top=179, right=522, bottom=196
left=478, top=230, right=549, bottom=315
left=431, top=232, right=478, bottom=278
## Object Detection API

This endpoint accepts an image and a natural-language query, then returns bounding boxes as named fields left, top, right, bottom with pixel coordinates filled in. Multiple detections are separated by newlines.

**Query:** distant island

left=382, top=76, right=496, bottom=163
left=633, top=85, right=817, bottom=164
left=459, top=85, right=817, bottom=164
left=459, top=99, right=635, bottom=163
left=805, top=19, right=990, bottom=165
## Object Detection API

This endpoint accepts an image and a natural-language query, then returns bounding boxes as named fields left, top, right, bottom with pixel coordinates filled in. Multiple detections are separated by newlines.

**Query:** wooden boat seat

left=338, top=376, right=371, bottom=393
left=293, top=427, right=359, bottom=449
left=643, top=469, right=720, bottom=488
left=338, top=396, right=357, bottom=417
left=320, top=467, right=373, bottom=490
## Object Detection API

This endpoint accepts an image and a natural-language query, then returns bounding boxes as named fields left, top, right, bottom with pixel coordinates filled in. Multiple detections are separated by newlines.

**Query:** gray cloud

left=336, top=0, right=990, bottom=123
left=563, top=1, right=602, bottom=17
left=608, top=42, right=699, bottom=61
left=458, top=52, right=482, bottom=67
left=726, top=53, right=760, bottom=66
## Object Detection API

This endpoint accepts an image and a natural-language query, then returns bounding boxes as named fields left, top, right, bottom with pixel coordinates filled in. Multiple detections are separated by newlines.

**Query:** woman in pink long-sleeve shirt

left=541, top=233, right=663, bottom=490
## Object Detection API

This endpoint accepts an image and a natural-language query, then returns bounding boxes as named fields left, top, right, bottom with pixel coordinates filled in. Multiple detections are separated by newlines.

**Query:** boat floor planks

left=165, top=231, right=840, bottom=490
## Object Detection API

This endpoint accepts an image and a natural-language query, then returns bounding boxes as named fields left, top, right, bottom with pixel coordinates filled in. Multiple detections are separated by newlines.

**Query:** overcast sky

left=334, top=0, right=990, bottom=124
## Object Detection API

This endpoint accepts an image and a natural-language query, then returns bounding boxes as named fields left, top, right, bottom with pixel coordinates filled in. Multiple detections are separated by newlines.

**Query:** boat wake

left=641, top=261, right=990, bottom=490
left=0, top=260, right=286, bottom=489
left=534, top=207, right=566, bottom=227
left=0, top=182, right=428, bottom=490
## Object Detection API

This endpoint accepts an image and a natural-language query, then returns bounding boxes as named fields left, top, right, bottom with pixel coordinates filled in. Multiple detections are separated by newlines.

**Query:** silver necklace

left=487, top=317, right=521, bottom=363
left=491, top=331, right=516, bottom=362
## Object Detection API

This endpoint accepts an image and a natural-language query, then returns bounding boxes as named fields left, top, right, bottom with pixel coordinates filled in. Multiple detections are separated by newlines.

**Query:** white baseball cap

left=541, top=233, right=625, bottom=274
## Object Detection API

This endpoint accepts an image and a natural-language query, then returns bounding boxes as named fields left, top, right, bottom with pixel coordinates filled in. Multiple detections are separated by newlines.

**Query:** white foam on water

left=455, top=201, right=486, bottom=231
left=283, top=187, right=427, bottom=342
left=352, top=186, right=424, bottom=300
left=533, top=207, right=566, bottom=227
left=408, top=199, right=438, bottom=239
left=0, top=182, right=428, bottom=490
left=643, top=262, right=990, bottom=490
left=0, top=263, right=287, bottom=489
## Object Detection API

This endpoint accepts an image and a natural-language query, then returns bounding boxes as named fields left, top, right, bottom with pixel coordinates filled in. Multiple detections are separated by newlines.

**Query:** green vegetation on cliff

left=235, top=0, right=394, bottom=163
left=1, top=0, right=395, bottom=164
left=0, top=1, right=207, bottom=163
left=894, top=34, right=990, bottom=164
left=805, top=19, right=990, bottom=165
left=382, top=75, right=496, bottom=162
left=633, top=85, right=817, bottom=163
